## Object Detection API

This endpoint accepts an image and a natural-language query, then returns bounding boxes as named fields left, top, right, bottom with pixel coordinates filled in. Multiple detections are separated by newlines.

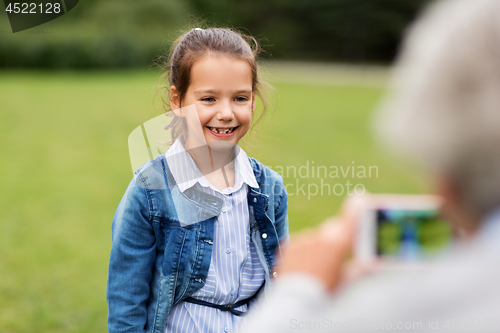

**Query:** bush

left=0, top=0, right=431, bottom=68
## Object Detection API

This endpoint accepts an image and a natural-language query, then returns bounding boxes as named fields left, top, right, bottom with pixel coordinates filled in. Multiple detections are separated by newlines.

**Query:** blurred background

left=0, top=0, right=432, bottom=331
left=0, top=0, right=432, bottom=67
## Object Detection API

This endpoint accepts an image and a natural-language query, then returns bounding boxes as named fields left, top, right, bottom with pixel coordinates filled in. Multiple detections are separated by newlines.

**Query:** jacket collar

left=161, top=154, right=269, bottom=224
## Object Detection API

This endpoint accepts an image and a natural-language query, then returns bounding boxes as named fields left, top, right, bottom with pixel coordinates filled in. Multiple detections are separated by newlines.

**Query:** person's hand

left=275, top=196, right=368, bottom=291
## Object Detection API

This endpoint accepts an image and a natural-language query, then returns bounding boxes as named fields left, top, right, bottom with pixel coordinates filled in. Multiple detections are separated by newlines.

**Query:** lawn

left=0, top=65, right=428, bottom=332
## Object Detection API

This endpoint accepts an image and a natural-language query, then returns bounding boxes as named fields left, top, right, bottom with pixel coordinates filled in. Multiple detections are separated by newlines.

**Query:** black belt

left=183, top=283, right=264, bottom=316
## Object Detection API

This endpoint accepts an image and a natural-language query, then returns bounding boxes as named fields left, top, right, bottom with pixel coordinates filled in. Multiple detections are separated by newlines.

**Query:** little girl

left=107, top=28, right=289, bottom=333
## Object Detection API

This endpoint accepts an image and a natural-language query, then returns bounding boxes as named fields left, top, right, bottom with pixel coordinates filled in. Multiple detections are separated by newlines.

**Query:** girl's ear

left=170, top=86, right=183, bottom=116
left=251, top=92, right=256, bottom=115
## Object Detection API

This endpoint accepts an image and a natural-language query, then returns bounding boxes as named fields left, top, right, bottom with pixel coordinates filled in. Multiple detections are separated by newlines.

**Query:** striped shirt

left=164, top=139, right=266, bottom=333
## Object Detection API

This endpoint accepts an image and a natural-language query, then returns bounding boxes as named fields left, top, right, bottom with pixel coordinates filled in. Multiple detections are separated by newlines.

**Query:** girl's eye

left=234, top=96, right=248, bottom=102
left=201, top=97, right=215, bottom=103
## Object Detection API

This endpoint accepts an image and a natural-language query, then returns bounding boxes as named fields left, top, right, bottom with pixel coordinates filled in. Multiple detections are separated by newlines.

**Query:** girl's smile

left=207, top=126, right=239, bottom=137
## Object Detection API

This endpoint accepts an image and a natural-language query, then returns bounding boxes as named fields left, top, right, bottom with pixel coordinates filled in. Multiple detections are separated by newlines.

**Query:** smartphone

left=355, top=195, right=452, bottom=265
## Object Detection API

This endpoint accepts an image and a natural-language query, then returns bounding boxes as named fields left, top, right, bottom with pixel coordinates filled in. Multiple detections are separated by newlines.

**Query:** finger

left=341, top=194, right=371, bottom=223
left=317, top=219, right=355, bottom=260
left=318, top=217, right=339, bottom=234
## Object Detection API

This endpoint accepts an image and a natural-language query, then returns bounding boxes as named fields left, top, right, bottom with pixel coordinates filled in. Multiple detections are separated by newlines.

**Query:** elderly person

left=239, top=0, right=500, bottom=332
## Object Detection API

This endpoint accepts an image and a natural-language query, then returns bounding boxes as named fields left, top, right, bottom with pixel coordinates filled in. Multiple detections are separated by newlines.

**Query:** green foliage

left=0, top=0, right=432, bottom=68
left=0, top=0, right=191, bottom=68
left=188, top=0, right=432, bottom=62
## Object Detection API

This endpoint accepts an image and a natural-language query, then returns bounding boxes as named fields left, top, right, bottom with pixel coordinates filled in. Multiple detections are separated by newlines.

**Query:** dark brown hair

left=157, top=27, right=272, bottom=144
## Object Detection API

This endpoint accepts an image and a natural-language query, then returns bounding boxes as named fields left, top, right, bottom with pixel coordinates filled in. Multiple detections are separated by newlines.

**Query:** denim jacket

left=107, top=154, right=289, bottom=333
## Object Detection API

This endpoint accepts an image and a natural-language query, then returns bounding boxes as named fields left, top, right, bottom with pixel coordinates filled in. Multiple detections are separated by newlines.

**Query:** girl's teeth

left=210, top=127, right=234, bottom=134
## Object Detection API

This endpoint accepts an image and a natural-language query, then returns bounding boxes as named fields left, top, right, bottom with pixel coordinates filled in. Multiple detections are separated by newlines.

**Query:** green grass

left=0, top=66, right=428, bottom=332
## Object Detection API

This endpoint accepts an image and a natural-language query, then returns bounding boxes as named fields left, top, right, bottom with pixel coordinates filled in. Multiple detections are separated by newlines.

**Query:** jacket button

left=261, top=233, right=267, bottom=239
left=272, top=271, right=278, bottom=278
left=253, top=198, right=257, bottom=203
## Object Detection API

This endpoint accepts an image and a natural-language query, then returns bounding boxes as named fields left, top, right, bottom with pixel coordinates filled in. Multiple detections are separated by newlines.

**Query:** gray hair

left=376, top=0, right=500, bottom=217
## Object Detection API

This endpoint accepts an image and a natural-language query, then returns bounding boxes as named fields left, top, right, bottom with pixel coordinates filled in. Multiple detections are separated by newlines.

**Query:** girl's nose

left=216, top=102, right=234, bottom=121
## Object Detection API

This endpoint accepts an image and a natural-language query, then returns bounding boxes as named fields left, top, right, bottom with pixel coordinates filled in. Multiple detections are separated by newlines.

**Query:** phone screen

left=376, top=209, right=452, bottom=260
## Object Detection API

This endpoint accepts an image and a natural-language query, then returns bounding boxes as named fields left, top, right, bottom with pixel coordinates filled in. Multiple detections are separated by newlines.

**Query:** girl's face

left=171, top=55, right=255, bottom=150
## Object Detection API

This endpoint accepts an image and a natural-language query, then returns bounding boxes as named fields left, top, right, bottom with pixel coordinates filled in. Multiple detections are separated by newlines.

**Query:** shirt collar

left=165, top=139, right=258, bottom=193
